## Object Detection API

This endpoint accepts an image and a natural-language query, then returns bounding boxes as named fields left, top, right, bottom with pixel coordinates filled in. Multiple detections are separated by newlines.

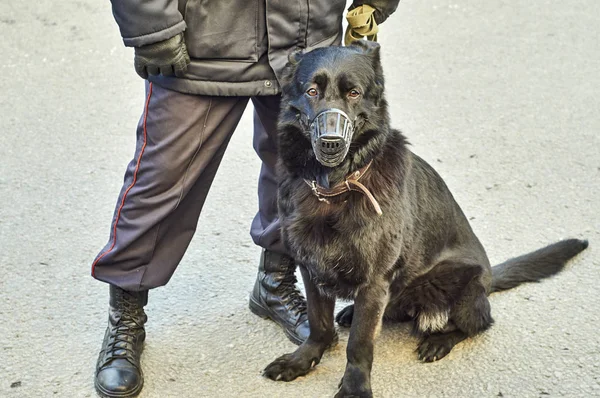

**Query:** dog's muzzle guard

left=310, top=109, right=354, bottom=167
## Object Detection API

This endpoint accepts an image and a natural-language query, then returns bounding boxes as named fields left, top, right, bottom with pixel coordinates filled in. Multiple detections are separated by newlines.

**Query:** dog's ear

left=279, top=49, right=305, bottom=88
left=350, top=41, right=385, bottom=102
left=349, top=39, right=380, bottom=55
left=288, top=48, right=305, bottom=65
left=351, top=40, right=382, bottom=72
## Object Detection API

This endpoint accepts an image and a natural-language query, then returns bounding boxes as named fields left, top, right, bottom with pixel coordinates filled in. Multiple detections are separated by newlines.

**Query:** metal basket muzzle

left=309, top=109, right=354, bottom=167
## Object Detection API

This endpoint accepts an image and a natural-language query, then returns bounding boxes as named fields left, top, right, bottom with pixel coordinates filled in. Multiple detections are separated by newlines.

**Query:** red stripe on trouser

left=91, top=83, right=154, bottom=277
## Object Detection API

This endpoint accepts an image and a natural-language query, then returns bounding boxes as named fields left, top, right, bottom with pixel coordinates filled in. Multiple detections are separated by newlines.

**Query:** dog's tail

left=490, top=239, right=588, bottom=293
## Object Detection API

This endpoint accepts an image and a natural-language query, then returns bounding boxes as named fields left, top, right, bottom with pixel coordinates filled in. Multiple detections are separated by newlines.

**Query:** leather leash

left=345, top=5, right=379, bottom=45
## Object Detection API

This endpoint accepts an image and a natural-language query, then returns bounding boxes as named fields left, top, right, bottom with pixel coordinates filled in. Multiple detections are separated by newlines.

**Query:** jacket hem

left=148, top=75, right=282, bottom=97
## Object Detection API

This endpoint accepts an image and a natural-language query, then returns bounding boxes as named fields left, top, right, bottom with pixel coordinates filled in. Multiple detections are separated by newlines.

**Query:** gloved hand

left=133, top=33, right=190, bottom=79
left=350, top=0, right=399, bottom=25
left=345, top=1, right=400, bottom=45
left=345, top=5, right=379, bottom=45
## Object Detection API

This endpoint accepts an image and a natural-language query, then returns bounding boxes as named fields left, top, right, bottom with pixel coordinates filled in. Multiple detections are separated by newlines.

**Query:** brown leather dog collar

left=303, top=160, right=383, bottom=216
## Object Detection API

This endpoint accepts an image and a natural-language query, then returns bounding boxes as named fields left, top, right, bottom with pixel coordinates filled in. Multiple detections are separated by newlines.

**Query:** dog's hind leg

left=264, top=266, right=337, bottom=382
left=416, top=329, right=468, bottom=362
left=416, top=266, right=493, bottom=362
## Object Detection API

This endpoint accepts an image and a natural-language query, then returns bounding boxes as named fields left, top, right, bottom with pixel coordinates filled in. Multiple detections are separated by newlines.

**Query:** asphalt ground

left=0, top=1, right=598, bottom=397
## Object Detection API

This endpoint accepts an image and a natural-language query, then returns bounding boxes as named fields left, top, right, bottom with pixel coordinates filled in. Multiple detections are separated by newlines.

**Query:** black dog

left=263, top=41, right=588, bottom=398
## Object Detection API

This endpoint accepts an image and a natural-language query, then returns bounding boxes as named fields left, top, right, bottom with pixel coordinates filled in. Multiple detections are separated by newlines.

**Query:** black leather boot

left=95, top=285, right=148, bottom=398
left=249, top=249, right=311, bottom=345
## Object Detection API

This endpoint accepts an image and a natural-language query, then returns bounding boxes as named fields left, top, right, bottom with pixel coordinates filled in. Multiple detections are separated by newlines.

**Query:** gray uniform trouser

left=91, top=82, right=285, bottom=291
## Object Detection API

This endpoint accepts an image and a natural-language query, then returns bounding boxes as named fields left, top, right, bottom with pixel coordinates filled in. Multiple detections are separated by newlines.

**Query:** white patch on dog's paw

left=418, top=310, right=449, bottom=333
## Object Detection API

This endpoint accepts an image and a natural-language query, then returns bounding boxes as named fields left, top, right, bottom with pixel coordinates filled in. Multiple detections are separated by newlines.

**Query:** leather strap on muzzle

left=304, top=160, right=383, bottom=216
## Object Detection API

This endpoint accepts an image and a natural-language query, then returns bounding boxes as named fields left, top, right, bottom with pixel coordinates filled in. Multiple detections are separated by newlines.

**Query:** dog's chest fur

left=284, top=186, right=401, bottom=299
left=291, top=219, right=375, bottom=297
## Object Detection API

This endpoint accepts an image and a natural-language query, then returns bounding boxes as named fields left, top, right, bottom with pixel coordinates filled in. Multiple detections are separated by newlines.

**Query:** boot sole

left=95, top=377, right=143, bottom=398
left=249, top=295, right=304, bottom=346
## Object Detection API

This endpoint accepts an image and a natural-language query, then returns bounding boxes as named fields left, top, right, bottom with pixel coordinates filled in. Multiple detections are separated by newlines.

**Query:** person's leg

left=93, top=81, right=249, bottom=398
left=249, top=95, right=285, bottom=255
left=248, top=95, right=310, bottom=345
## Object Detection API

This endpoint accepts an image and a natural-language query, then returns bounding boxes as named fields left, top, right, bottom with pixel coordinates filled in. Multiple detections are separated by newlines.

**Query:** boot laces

left=100, top=299, right=145, bottom=368
left=279, top=270, right=308, bottom=319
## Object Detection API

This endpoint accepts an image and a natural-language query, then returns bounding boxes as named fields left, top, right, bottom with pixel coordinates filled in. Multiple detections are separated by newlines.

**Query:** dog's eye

left=306, top=88, right=318, bottom=97
left=348, top=89, right=361, bottom=99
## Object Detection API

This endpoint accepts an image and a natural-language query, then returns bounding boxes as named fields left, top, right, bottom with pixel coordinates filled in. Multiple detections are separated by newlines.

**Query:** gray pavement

left=1, top=1, right=599, bottom=397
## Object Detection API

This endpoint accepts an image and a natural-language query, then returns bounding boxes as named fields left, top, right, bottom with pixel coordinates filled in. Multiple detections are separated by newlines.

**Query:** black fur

left=263, top=42, right=588, bottom=397
left=490, top=239, right=589, bottom=292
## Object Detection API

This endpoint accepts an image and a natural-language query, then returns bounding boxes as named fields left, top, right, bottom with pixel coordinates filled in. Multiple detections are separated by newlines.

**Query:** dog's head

left=278, top=41, right=390, bottom=182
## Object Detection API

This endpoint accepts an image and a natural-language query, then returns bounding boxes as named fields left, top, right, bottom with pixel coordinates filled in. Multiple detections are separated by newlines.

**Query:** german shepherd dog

left=263, top=41, right=588, bottom=397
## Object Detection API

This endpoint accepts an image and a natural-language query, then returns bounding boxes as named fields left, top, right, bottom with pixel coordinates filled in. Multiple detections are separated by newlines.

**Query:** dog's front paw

left=334, top=381, right=373, bottom=398
left=263, top=353, right=319, bottom=382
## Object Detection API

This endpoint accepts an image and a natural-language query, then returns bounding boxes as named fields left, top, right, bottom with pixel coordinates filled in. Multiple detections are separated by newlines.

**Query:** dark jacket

left=111, top=0, right=400, bottom=96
